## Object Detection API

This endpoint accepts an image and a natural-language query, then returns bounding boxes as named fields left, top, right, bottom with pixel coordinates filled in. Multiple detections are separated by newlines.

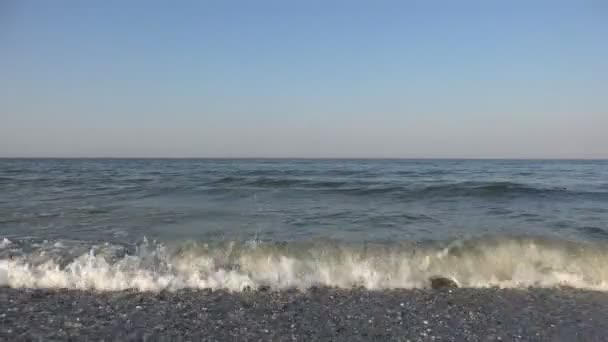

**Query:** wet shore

left=2, top=287, right=608, bottom=341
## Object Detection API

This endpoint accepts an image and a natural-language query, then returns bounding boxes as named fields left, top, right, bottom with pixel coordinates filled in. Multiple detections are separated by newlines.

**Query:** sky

left=1, top=0, right=607, bottom=158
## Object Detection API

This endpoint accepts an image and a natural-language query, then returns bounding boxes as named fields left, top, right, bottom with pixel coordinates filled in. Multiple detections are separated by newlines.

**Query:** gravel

left=1, top=287, right=608, bottom=341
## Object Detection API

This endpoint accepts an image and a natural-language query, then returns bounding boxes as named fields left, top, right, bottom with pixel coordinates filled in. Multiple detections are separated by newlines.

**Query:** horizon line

left=0, top=156, right=606, bottom=161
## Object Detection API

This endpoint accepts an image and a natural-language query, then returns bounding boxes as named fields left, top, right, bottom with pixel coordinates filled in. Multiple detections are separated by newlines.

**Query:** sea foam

left=3, top=237, right=608, bottom=292
left=0, top=238, right=12, bottom=249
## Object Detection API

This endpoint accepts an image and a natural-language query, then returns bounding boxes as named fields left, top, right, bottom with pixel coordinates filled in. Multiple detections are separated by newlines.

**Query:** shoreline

left=2, top=287, right=608, bottom=341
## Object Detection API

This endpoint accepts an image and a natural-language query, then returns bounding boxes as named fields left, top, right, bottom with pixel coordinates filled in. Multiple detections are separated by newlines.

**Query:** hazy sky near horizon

left=1, top=1, right=607, bottom=158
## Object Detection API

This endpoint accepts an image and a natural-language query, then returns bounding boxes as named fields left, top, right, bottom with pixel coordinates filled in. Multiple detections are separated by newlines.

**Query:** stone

left=429, top=276, right=459, bottom=289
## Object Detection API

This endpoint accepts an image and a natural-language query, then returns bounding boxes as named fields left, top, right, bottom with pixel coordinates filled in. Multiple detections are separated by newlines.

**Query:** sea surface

left=1, top=159, right=607, bottom=291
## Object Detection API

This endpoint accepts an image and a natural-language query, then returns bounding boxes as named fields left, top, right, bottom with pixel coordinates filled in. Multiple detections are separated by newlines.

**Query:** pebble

left=0, top=287, right=606, bottom=341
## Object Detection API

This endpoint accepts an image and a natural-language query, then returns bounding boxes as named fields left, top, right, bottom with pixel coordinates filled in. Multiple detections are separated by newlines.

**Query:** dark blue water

left=1, top=159, right=608, bottom=291
left=1, top=159, right=607, bottom=243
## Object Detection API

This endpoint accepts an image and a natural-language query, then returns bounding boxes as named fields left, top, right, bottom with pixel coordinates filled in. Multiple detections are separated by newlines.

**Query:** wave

left=205, top=178, right=601, bottom=200
left=579, top=226, right=608, bottom=239
left=4, top=170, right=603, bottom=201
left=417, top=181, right=566, bottom=198
left=210, top=176, right=350, bottom=189
left=2, top=237, right=608, bottom=292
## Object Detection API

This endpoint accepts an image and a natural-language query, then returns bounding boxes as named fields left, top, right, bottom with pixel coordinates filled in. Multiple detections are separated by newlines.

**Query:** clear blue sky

left=1, top=0, right=606, bottom=158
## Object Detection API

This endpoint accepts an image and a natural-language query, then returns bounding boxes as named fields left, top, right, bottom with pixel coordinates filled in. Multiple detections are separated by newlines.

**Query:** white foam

left=0, top=260, right=7, bottom=286
left=3, top=238, right=608, bottom=292
left=0, top=238, right=12, bottom=249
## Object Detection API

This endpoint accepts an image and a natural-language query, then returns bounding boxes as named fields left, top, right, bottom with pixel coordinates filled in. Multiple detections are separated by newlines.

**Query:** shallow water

left=1, top=159, right=607, bottom=291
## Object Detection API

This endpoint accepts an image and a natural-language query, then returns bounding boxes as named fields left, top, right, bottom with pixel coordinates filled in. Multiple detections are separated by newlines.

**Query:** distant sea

left=1, top=158, right=607, bottom=291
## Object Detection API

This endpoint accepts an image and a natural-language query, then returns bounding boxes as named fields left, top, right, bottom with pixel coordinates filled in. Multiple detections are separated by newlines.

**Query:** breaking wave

left=2, top=237, right=608, bottom=292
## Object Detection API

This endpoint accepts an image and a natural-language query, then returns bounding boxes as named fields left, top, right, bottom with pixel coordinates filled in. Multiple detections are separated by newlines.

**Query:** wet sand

left=1, top=287, right=608, bottom=341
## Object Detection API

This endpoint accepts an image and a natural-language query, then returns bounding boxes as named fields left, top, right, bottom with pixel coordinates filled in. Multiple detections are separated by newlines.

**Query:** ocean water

left=1, top=159, right=607, bottom=291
